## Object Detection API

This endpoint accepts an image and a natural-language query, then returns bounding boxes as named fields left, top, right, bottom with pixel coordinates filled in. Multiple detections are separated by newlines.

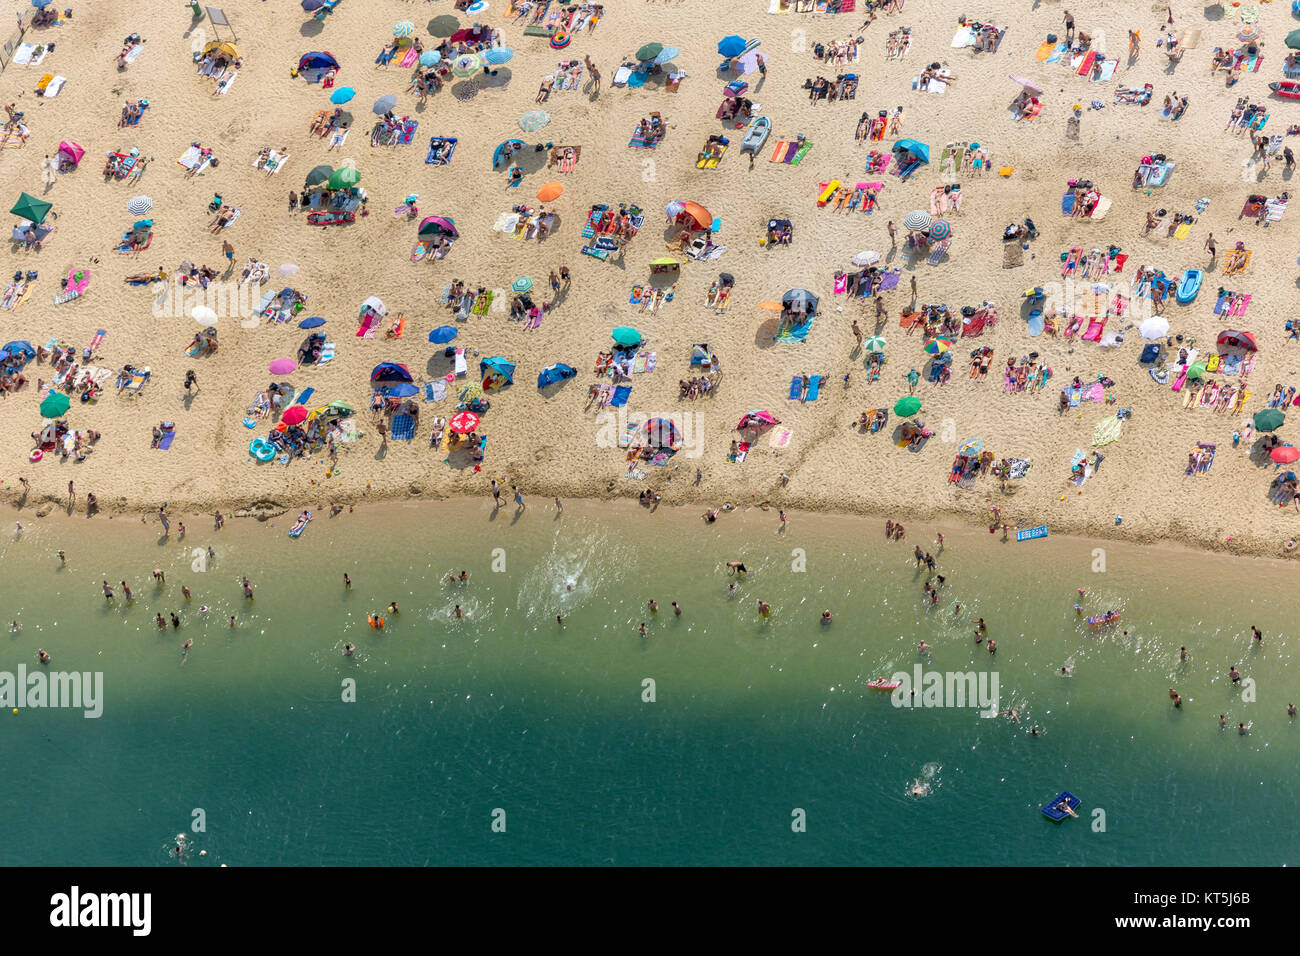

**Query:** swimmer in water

left=1000, top=707, right=1020, bottom=724
left=199, top=605, right=209, bottom=614
left=343, top=642, right=355, bottom=657
left=181, top=585, right=191, bottom=601
left=1061, top=663, right=1074, bottom=676
left=170, top=612, right=180, bottom=629
left=37, top=648, right=49, bottom=664
left=976, top=618, right=987, bottom=634
left=182, top=638, right=193, bottom=655
left=344, top=573, right=351, bottom=589
left=637, top=622, right=648, bottom=637
left=1073, top=603, right=1082, bottom=615
left=1219, top=714, right=1227, bottom=728
left=1252, top=626, right=1262, bottom=643
left=757, top=600, right=771, bottom=617
left=1029, top=726, right=1041, bottom=736
left=1238, top=722, right=1249, bottom=735
left=821, top=610, right=832, bottom=624
left=672, top=601, right=681, bottom=616
left=1230, top=666, right=1241, bottom=684
left=726, top=561, right=747, bottom=575
left=647, top=599, right=659, bottom=612
left=987, top=639, right=997, bottom=655
left=556, top=613, right=565, bottom=625
left=103, top=580, right=114, bottom=601
left=156, top=614, right=166, bottom=629
left=453, top=605, right=462, bottom=619
left=121, top=581, right=133, bottom=601
left=58, top=550, right=65, bottom=564
left=229, top=615, right=237, bottom=628
left=1290, top=703, right=1297, bottom=718
left=728, top=581, right=737, bottom=593
left=565, top=582, right=575, bottom=592
left=917, top=640, right=930, bottom=654
left=974, top=629, right=983, bottom=644
left=9, top=621, right=18, bottom=633
left=388, top=602, right=399, bottom=614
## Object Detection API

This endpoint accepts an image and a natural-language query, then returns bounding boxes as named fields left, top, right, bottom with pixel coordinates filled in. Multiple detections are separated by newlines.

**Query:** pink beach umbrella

left=269, top=358, right=297, bottom=375
left=281, top=405, right=309, bottom=426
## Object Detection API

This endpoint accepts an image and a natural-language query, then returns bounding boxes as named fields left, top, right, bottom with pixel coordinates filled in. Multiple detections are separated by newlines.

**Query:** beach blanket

left=777, top=317, right=814, bottom=343
left=176, top=145, right=212, bottom=173
left=608, top=385, right=632, bottom=408
left=805, top=375, right=823, bottom=401
left=124, top=43, right=145, bottom=65
left=878, top=269, right=902, bottom=291
left=390, top=413, right=416, bottom=441
left=951, top=26, right=977, bottom=48
left=13, top=44, right=47, bottom=67
left=425, top=136, right=457, bottom=165
left=629, top=129, right=664, bottom=149
left=157, top=427, right=176, bottom=450
left=356, top=314, right=379, bottom=337
left=254, top=149, right=290, bottom=174
left=769, top=427, right=793, bottom=449
left=399, top=46, right=418, bottom=69
left=1092, top=415, right=1124, bottom=446
left=215, top=70, right=239, bottom=95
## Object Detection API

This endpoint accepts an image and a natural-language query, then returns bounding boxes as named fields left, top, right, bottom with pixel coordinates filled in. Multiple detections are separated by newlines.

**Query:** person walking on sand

left=910, top=274, right=917, bottom=301
left=513, top=485, right=525, bottom=510
left=67, top=481, right=74, bottom=507
left=491, top=479, right=501, bottom=506
left=1063, top=10, right=1074, bottom=44
left=221, top=239, right=234, bottom=267
left=1204, top=233, right=1216, bottom=264
left=887, top=220, right=897, bottom=249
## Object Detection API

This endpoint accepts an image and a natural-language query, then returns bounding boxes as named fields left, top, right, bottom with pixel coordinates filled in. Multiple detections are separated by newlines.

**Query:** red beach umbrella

left=449, top=411, right=480, bottom=434
left=1271, top=445, right=1300, bottom=463
left=282, top=405, right=308, bottom=426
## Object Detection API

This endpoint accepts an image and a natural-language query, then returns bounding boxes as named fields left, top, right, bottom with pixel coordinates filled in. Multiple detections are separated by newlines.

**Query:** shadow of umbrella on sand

left=428, top=15, right=460, bottom=37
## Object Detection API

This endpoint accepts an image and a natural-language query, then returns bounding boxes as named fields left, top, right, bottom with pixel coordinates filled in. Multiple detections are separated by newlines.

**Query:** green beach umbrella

left=305, top=164, right=333, bottom=187
left=1287, top=29, right=1300, bottom=50
left=1185, top=362, right=1207, bottom=380
left=864, top=335, right=886, bottom=351
left=612, top=326, right=643, bottom=347
left=894, top=396, right=921, bottom=417
left=327, top=166, right=361, bottom=190
left=11, top=191, right=52, bottom=225
left=39, top=392, right=70, bottom=418
left=636, top=42, right=664, bottom=62
left=1255, top=408, right=1286, bottom=431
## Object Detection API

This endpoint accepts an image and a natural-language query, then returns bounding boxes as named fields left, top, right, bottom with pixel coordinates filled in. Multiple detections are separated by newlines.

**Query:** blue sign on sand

left=1016, top=525, right=1049, bottom=542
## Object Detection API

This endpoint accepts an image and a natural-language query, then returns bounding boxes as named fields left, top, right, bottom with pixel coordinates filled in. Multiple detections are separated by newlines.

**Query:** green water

left=0, top=502, right=1295, bottom=865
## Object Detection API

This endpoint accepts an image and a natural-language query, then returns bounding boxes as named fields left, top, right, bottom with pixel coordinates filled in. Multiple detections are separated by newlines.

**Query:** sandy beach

left=2, top=0, right=1300, bottom=557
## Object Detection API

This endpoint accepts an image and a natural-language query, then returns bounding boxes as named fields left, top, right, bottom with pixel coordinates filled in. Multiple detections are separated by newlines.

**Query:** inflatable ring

left=550, top=29, right=570, bottom=49
left=28, top=450, right=42, bottom=462
left=248, top=439, right=275, bottom=462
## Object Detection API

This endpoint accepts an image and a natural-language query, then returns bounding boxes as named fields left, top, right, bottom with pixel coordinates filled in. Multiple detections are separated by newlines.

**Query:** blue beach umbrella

left=329, top=86, right=355, bottom=104
left=511, top=277, right=533, bottom=293
left=32, top=0, right=53, bottom=8
left=718, top=35, right=746, bottom=57
left=419, top=50, right=442, bottom=67
left=429, top=325, right=459, bottom=344
left=484, top=48, right=514, bottom=65
left=654, top=46, right=680, bottom=65
left=301, top=0, right=324, bottom=9
left=298, top=316, right=325, bottom=329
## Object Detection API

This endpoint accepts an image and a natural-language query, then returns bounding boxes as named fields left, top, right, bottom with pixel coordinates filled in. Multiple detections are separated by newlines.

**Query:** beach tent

left=3, top=340, right=35, bottom=363
left=893, top=139, right=930, bottom=165
left=305, top=164, right=333, bottom=187
left=327, top=166, right=361, bottom=189
left=643, top=417, right=679, bottom=447
left=537, top=363, right=576, bottom=388
left=493, top=139, right=525, bottom=169
left=737, top=410, right=780, bottom=430
left=782, top=288, right=819, bottom=315
left=360, top=295, right=385, bottom=317
left=429, top=325, right=459, bottom=344
left=418, top=216, right=458, bottom=237
left=10, top=192, right=52, bottom=225
left=1217, top=329, right=1258, bottom=352
left=299, top=51, right=339, bottom=71
left=370, top=362, right=412, bottom=383
left=612, top=327, right=643, bottom=347
left=480, top=356, right=515, bottom=390
left=57, top=142, right=84, bottom=168
left=202, top=41, right=239, bottom=59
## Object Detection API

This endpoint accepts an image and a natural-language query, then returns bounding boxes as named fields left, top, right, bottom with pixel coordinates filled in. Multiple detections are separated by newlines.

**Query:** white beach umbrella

left=852, top=250, right=882, bottom=266
left=276, top=263, right=300, bottom=277
left=1139, top=316, right=1170, bottom=340
left=192, top=305, right=218, bottom=324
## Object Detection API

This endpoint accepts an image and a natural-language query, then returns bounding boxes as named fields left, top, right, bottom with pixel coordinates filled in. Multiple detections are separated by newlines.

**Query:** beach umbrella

left=756, top=300, right=784, bottom=311
left=1238, top=25, right=1262, bottom=44
left=1256, top=408, right=1286, bottom=431
left=1186, top=362, right=1207, bottom=380
left=126, top=195, right=152, bottom=216
left=718, top=36, right=746, bottom=57
left=654, top=46, right=680, bottom=65
left=419, top=50, right=442, bottom=67
left=894, top=396, right=922, bottom=417
left=10, top=192, right=51, bottom=225
left=851, top=250, right=881, bottom=267
left=449, top=411, right=480, bottom=434
left=1272, top=446, right=1300, bottom=464
left=1009, top=75, right=1042, bottom=94
left=903, top=210, right=931, bottom=232
left=1288, top=29, right=1300, bottom=50
left=458, top=382, right=485, bottom=404
left=518, top=109, right=550, bottom=132
left=958, top=439, right=983, bottom=455
left=612, top=326, right=643, bottom=347
left=305, top=164, right=333, bottom=187
left=327, top=166, right=361, bottom=189
left=452, top=53, right=482, bottom=77
left=664, top=200, right=685, bottom=218
left=928, top=219, right=952, bottom=241
left=191, top=305, right=218, bottom=324
left=644, top=417, right=679, bottom=447
left=429, top=325, right=459, bottom=344
left=511, top=276, right=533, bottom=293
left=277, top=263, right=300, bottom=278
left=923, top=337, right=954, bottom=354
left=536, top=181, right=564, bottom=202
left=329, top=86, right=355, bottom=104
left=678, top=201, right=712, bottom=230
left=301, top=0, right=324, bottom=9
left=39, top=392, right=69, bottom=418
left=1139, top=316, right=1170, bottom=340
left=372, top=94, right=397, bottom=115
left=269, top=358, right=298, bottom=375
left=484, top=48, right=514, bottom=65
left=298, top=316, right=325, bottom=329
left=636, top=42, right=665, bottom=62
left=282, top=405, right=309, bottom=426
left=864, top=335, right=887, bottom=351
left=393, top=21, right=414, bottom=38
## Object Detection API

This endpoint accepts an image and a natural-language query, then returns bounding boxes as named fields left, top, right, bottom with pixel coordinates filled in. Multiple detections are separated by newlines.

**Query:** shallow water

left=0, top=501, right=1294, bottom=865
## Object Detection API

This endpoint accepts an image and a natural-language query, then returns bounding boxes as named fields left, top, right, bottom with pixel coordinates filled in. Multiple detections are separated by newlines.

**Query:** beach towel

left=1003, top=244, right=1024, bottom=268
left=1174, top=220, right=1193, bottom=239
left=1081, top=318, right=1107, bottom=342
left=426, top=137, right=457, bottom=165
left=609, top=385, right=631, bottom=407
left=399, top=46, right=418, bottom=69
left=789, top=376, right=804, bottom=399
left=629, top=129, right=663, bottom=149
left=356, top=314, right=379, bottom=337
left=13, top=44, right=47, bottom=67
left=390, top=413, right=416, bottom=441
left=1092, top=416, right=1124, bottom=446
left=89, top=330, right=105, bottom=351
left=425, top=380, right=447, bottom=402
left=805, top=375, right=823, bottom=401
left=1093, top=59, right=1117, bottom=82
left=124, top=43, right=145, bottom=65
left=316, top=342, right=335, bottom=365
left=1076, top=51, right=1097, bottom=76
left=215, top=70, right=239, bottom=95
left=777, top=317, right=814, bottom=343
left=157, top=428, right=176, bottom=450
left=1082, top=381, right=1105, bottom=403
left=769, top=427, right=793, bottom=448
left=951, top=26, right=977, bottom=48
left=1046, top=42, right=1068, bottom=63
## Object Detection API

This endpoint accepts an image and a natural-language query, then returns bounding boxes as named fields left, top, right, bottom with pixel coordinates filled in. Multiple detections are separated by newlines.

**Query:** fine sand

left=2, top=0, right=1299, bottom=559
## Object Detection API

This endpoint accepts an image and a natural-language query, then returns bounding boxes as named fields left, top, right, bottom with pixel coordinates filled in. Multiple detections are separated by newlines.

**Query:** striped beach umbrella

left=483, top=48, right=514, bottom=65
left=1238, top=25, right=1262, bottom=43
left=511, top=276, right=533, bottom=293
left=452, top=53, right=482, bottom=77
left=923, top=337, right=954, bottom=354
left=126, top=195, right=152, bottom=216
left=928, top=219, right=951, bottom=241
left=903, top=210, right=931, bottom=232
left=393, top=21, right=414, bottom=38
left=864, top=335, right=886, bottom=351
left=518, top=109, right=550, bottom=132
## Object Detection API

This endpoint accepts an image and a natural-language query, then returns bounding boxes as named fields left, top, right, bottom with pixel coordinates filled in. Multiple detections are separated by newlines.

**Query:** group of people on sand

left=806, top=74, right=858, bottom=103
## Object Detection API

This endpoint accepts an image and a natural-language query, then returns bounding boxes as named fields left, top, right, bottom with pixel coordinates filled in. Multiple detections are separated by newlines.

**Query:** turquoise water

left=0, top=502, right=1295, bottom=865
